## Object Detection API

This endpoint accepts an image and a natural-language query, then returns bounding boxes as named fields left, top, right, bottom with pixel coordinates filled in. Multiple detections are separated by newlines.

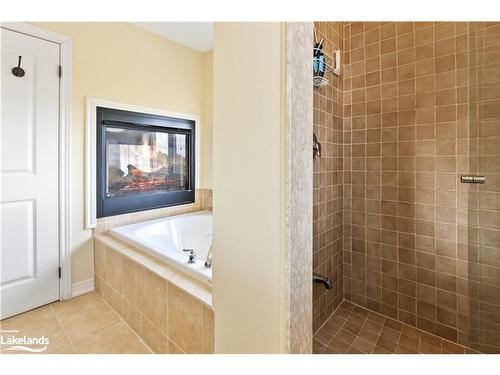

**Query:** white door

left=1, top=28, right=61, bottom=319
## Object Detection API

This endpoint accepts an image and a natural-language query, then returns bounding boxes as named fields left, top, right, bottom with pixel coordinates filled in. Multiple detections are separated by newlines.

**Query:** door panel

left=1, top=45, right=36, bottom=174
left=1, top=28, right=60, bottom=319
left=1, top=200, right=35, bottom=285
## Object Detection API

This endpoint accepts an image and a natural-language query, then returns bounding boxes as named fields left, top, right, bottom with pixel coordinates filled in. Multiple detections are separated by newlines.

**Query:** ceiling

left=133, top=22, right=213, bottom=52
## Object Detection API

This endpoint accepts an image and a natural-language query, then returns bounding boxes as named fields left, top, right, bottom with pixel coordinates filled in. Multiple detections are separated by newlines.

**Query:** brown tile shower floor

left=313, top=301, right=476, bottom=354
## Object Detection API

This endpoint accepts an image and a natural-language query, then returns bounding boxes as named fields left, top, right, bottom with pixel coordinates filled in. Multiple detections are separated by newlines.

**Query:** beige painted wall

left=201, top=50, right=213, bottom=188
left=33, top=22, right=213, bottom=287
left=212, top=22, right=287, bottom=353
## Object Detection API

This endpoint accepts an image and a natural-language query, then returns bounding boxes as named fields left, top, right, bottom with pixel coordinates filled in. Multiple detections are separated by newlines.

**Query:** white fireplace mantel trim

left=85, top=97, right=201, bottom=229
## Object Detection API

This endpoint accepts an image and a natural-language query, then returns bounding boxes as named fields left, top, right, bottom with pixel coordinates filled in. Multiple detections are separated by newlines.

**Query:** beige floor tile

left=71, top=321, right=151, bottom=354
left=51, top=292, right=105, bottom=320
left=45, top=343, right=77, bottom=354
left=1, top=305, right=75, bottom=354
left=52, top=292, right=120, bottom=340
left=167, top=339, right=184, bottom=354
left=142, top=317, right=167, bottom=354
left=0, top=334, right=75, bottom=355
left=1, top=305, right=54, bottom=330
left=0, top=346, right=75, bottom=354
left=0, top=292, right=157, bottom=354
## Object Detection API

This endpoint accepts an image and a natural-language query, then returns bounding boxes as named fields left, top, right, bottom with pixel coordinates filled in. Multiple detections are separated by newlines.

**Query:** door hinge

left=58, top=65, right=62, bottom=77
left=58, top=267, right=62, bottom=278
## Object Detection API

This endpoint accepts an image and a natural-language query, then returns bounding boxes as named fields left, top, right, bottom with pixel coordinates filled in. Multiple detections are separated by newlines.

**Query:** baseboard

left=71, top=278, right=95, bottom=298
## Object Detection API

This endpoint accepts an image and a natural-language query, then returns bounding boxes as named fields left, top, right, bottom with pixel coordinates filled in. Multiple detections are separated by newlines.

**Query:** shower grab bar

left=461, top=175, right=485, bottom=184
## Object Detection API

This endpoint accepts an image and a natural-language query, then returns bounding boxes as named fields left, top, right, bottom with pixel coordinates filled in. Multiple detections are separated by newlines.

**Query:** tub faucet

left=313, top=272, right=332, bottom=289
left=182, top=249, right=196, bottom=263
left=204, top=246, right=213, bottom=269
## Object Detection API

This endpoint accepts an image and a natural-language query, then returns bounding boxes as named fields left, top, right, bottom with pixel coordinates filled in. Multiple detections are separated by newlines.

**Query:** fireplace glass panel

left=105, top=126, right=189, bottom=198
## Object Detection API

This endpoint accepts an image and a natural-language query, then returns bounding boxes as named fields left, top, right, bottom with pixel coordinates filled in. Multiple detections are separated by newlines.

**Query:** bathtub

left=109, top=210, right=212, bottom=285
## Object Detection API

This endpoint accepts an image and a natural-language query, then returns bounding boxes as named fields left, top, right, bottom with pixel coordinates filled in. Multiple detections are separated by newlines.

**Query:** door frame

left=1, top=22, right=72, bottom=301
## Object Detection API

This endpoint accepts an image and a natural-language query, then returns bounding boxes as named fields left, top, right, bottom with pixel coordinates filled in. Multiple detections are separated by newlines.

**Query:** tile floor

left=0, top=292, right=152, bottom=354
left=2, top=293, right=480, bottom=354
left=313, top=300, right=477, bottom=354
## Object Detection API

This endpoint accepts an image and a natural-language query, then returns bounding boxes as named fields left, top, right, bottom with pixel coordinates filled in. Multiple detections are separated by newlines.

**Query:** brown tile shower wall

left=342, top=22, right=474, bottom=345
left=467, top=22, right=500, bottom=353
left=313, top=22, right=344, bottom=332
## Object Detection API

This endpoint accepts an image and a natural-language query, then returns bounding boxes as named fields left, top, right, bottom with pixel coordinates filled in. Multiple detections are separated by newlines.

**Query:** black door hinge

left=58, top=267, right=62, bottom=278
left=58, top=65, right=62, bottom=77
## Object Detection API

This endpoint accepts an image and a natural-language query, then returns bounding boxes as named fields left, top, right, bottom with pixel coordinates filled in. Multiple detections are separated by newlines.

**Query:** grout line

left=362, top=20, right=369, bottom=321
left=342, top=298, right=472, bottom=353
left=85, top=292, right=153, bottom=354
left=99, top=294, right=154, bottom=354
left=316, top=302, right=351, bottom=350
left=350, top=309, right=373, bottom=353
left=48, top=304, right=78, bottom=354
left=335, top=310, right=352, bottom=352
left=313, top=298, right=347, bottom=335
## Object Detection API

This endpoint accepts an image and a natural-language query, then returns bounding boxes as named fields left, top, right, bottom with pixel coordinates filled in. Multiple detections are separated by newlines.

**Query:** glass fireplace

left=96, top=107, right=195, bottom=218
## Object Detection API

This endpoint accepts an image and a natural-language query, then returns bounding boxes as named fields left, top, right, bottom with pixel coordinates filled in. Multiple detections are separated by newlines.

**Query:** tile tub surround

left=201, top=188, right=213, bottom=211
left=313, top=22, right=345, bottom=332
left=93, top=188, right=213, bottom=235
left=313, top=300, right=477, bottom=354
left=93, top=234, right=214, bottom=354
left=0, top=292, right=151, bottom=354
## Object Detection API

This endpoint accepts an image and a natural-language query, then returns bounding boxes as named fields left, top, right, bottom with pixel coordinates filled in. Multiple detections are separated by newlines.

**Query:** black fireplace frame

left=96, top=106, right=195, bottom=218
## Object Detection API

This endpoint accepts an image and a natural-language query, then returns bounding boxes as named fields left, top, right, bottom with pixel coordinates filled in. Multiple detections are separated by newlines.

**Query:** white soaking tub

left=109, top=211, right=212, bottom=285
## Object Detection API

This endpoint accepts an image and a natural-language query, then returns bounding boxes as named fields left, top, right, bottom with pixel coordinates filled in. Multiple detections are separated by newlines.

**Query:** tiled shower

left=313, top=21, right=500, bottom=353
left=313, top=22, right=344, bottom=331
